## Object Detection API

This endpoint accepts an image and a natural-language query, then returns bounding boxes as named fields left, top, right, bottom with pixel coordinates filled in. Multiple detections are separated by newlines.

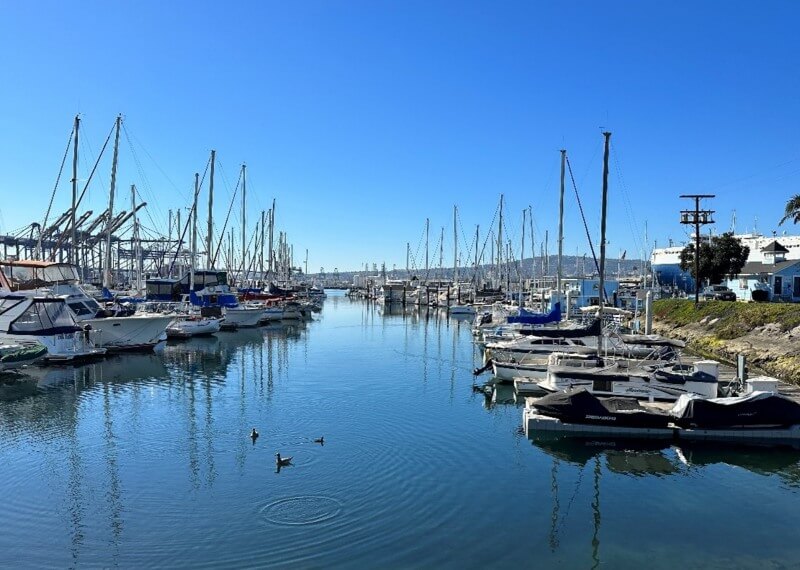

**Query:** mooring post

left=645, top=291, right=653, bottom=334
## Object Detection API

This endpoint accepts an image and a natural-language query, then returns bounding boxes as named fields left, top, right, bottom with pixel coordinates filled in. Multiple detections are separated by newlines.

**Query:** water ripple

left=259, top=495, right=343, bottom=526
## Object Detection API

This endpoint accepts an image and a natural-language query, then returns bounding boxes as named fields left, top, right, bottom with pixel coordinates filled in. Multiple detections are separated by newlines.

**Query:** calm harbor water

left=2, top=290, right=800, bottom=568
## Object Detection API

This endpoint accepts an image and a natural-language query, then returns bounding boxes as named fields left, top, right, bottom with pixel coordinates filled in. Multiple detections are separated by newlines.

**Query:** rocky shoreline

left=652, top=299, right=800, bottom=383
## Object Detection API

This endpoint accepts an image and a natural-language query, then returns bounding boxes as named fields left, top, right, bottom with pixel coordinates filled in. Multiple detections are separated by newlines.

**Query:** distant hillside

left=311, top=255, right=647, bottom=281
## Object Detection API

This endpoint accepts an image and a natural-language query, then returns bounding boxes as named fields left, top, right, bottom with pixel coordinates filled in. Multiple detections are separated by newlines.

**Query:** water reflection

left=2, top=294, right=800, bottom=568
left=528, top=434, right=800, bottom=568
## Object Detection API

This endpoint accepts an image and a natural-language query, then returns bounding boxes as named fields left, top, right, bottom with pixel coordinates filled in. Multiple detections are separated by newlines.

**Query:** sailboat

left=533, top=132, right=721, bottom=401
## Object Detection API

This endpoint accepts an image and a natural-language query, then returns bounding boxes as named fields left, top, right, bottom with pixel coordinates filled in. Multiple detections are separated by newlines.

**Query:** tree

left=679, top=232, right=749, bottom=285
left=780, top=195, right=800, bottom=225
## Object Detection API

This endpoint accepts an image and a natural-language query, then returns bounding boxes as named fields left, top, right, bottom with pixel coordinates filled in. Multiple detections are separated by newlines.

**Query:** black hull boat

left=523, top=389, right=800, bottom=447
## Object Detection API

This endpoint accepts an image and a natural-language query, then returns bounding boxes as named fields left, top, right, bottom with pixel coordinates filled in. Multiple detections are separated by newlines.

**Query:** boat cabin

left=146, top=270, right=229, bottom=301
left=0, top=260, right=80, bottom=291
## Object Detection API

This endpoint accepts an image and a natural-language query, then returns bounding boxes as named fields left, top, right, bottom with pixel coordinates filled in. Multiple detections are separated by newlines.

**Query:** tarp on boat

left=517, top=318, right=602, bottom=339
left=672, top=392, right=800, bottom=429
left=507, top=303, right=561, bottom=325
left=533, top=388, right=671, bottom=428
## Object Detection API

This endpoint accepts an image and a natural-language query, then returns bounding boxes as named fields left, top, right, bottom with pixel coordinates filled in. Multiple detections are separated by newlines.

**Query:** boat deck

left=515, top=354, right=800, bottom=403
left=521, top=355, right=800, bottom=445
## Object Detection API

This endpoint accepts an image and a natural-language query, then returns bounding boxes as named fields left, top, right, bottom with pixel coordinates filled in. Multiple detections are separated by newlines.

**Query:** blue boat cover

left=507, top=302, right=561, bottom=325
left=189, top=290, right=239, bottom=308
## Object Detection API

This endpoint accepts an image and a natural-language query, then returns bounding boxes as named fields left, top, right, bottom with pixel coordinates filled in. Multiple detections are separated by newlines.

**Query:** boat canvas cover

left=507, top=303, right=561, bottom=325
left=534, top=388, right=671, bottom=428
left=672, top=392, right=800, bottom=429
left=517, top=318, right=602, bottom=339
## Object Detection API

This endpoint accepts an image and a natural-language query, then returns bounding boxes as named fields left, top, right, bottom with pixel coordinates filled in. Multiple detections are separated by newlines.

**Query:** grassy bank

left=652, top=299, right=800, bottom=382
left=654, top=299, right=800, bottom=339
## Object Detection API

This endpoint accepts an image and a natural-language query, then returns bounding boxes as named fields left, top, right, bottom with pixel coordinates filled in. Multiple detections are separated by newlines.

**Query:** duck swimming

left=251, top=428, right=259, bottom=440
left=275, top=453, right=292, bottom=467
left=313, top=436, right=324, bottom=445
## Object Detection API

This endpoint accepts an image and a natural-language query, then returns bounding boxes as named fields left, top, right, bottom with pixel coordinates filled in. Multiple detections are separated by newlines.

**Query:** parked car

left=701, top=284, right=737, bottom=301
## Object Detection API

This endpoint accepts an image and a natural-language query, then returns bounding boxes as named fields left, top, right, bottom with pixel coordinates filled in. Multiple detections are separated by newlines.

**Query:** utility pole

left=680, top=194, right=715, bottom=306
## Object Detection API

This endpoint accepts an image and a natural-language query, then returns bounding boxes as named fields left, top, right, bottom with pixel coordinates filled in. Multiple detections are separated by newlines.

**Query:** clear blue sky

left=1, top=1, right=799, bottom=272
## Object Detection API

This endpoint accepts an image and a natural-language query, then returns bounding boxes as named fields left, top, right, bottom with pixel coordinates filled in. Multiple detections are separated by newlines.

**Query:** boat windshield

left=1, top=264, right=80, bottom=290
left=0, top=298, right=24, bottom=315
left=10, top=301, right=76, bottom=333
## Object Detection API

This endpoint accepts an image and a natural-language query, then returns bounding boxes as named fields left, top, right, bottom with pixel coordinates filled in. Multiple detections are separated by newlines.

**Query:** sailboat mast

left=497, top=194, right=504, bottom=288
left=175, top=209, right=181, bottom=280
left=557, top=149, right=566, bottom=300
left=70, top=114, right=80, bottom=267
left=439, top=227, right=444, bottom=280
left=207, top=149, right=216, bottom=269
left=131, top=185, right=139, bottom=290
left=425, top=218, right=430, bottom=279
left=529, top=206, right=535, bottom=303
left=104, top=114, right=122, bottom=289
left=520, top=208, right=526, bottom=308
left=453, top=205, right=458, bottom=286
left=241, top=163, right=247, bottom=283
left=260, top=210, right=266, bottom=279
left=598, top=132, right=612, bottom=338
left=191, top=172, right=199, bottom=291
left=269, top=199, right=275, bottom=277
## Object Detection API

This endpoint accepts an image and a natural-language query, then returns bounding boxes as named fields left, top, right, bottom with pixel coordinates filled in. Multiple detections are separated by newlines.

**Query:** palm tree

left=780, top=195, right=800, bottom=225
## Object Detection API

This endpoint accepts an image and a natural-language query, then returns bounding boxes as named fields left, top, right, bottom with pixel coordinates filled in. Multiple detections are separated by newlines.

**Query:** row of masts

left=20, top=115, right=302, bottom=289
left=183, top=149, right=296, bottom=289
left=398, top=134, right=616, bottom=312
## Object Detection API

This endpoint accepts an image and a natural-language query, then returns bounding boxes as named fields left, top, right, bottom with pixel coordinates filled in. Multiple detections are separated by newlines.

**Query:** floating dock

left=523, top=411, right=800, bottom=446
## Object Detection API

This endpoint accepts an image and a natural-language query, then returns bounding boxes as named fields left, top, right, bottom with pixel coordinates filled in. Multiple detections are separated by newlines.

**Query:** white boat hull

left=223, top=307, right=264, bottom=328
left=86, top=314, right=174, bottom=351
left=491, top=360, right=548, bottom=381
left=166, top=318, right=222, bottom=338
left=37, top=331, right=107, bottom=363
left=260, top=307, right=284, bottom=322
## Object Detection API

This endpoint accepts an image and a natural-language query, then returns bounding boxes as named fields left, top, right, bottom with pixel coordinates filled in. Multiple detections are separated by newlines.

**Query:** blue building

left=724, top=241, right=800, bottom=302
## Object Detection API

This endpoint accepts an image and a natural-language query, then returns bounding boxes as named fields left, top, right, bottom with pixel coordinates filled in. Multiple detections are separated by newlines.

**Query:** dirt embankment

left=652, top=299, right=800, bottom=382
